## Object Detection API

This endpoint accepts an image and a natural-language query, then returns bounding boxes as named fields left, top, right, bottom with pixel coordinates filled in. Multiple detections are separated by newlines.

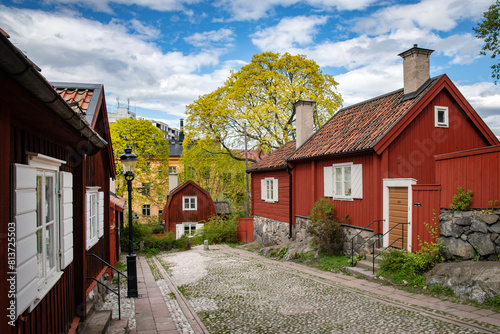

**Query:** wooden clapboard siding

left=251, top=170, right=290, bottom=223
left=412, top=184, right=441, bottom=252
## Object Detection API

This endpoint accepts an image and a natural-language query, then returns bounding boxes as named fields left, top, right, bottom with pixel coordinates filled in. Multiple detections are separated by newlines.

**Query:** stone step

left=345, top=265, right=377, bottom=281
left=364, top=253, right=382, bottom=264
left=355, top=259, right=380, bottom=272
left=107, top=317, right=129, bottom=334
left=80, top=310, right=112, bottom=334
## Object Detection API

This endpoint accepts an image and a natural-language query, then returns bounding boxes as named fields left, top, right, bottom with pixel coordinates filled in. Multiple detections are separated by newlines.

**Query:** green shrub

left=120, top=223, right=152, bottom=252
left=143, top=231, right=176, bottom=251
left=307, top=198, right=347, bottom=256
left=450, top=186, right=473, bottom=211
left=193, top=214, right=239, bottom=245
left=174, top=234, right=190, bottom=251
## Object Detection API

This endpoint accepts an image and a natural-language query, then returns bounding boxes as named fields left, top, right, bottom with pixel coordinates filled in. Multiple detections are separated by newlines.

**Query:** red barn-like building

left=248, top=45, right=499, bottom=252
left=161, top=180, right=217, bottom=238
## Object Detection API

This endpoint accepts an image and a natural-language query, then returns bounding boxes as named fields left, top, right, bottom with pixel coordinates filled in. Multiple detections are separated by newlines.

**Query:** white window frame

left=183, top=196, right=197, bottom=211
left=324, top=163, right=363, bottom=200
left=12, top=153, right=73, bottom=317
left=333, top=163, right=352, bottom=200
left=86, top=186, right=103, bottom=250
left=261, top=177, right=279, bottom=203
left=434, top=106, right=449, bottom=128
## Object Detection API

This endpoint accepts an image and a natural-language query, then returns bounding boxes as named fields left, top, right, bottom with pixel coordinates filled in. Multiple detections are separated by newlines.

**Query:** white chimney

left=398, top=44, right=434, bottom=95
left=169, top=173, right=178, bottom=193
left=295, top=100, right=315, bottom=149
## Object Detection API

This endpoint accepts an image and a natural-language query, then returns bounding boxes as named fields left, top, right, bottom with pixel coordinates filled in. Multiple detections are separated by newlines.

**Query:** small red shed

left=161, top=180, right=217, bottom=239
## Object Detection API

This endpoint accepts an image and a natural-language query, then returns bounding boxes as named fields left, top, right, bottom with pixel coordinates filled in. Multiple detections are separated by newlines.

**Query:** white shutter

left=261, top=179, right=266, bottom=200
left=85, top=193, right=91, bottom=249
left=98, top=191, right=104, bottom=238
left=12, top=164, right=38, bottom=317
left=323, top=166, right=333, bottom=197
left=352, top=164, right=363, bottom=199
left=273, top=178, right=279, bottom=202
left=176, top=224, right=184, bottom=239
left=59, top=172, right=73, bottom=269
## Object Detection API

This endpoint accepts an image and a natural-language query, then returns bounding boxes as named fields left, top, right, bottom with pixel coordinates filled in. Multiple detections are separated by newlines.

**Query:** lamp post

left=120, top=146, right=138, bottom=298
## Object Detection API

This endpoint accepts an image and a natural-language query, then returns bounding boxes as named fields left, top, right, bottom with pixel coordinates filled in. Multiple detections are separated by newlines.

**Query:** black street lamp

left=120, top=146, right=138, bottom=298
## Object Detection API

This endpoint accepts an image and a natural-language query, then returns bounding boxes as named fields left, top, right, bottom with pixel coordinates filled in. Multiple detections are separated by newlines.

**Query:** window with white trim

left=184, top=222, right=197, bottom=235
left=86, top=187, right=104, bottom=250
left=183, top=196, right=197, bottom=211
left=12, top=153, right=73, bottom=318
left=261, top=177, right=278, bottom=203
left=324, top=163, right=363, bottom=200
left=434, top=106, right=449, bottom=128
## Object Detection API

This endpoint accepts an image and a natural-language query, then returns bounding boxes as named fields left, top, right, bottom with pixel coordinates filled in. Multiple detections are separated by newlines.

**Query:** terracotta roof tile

left=54, top=87, right=93, bottom=115
left=288, top=77, right=439, bottom=161
left=247, top=141, right=296, bottom=172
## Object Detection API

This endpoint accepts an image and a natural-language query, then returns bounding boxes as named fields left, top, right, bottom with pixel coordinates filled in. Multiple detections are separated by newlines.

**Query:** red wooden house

left=248, top=45, right=499, bottom=252
left=161, top=179, right=217, bottom=239
left=1, top=31, right=115, bottom=333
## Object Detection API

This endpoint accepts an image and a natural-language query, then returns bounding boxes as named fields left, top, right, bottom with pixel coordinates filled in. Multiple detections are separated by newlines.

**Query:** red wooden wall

left=166, top=181, right=216, bottom=233
left=412, top=185, right=441, bottom=252
left=387, top=90, right=490, bottom=184
left=237, top=218, right=254, bottom=243
left=436, top=145, right=500, bottom=209
left=251, top=170, right=290, bottom=223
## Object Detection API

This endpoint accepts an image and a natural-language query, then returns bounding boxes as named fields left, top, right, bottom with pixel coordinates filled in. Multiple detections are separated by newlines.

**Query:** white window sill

left=30, top=271, right=64, bottom=311
left=86, top=236, right=100, bottom=250
left=333, top=197, right=354, bottom=201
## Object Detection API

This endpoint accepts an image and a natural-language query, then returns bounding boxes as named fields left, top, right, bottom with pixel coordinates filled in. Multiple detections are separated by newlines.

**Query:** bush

left=193, top=214, right=239, bottom=245
left=143, top=231, right=176, bottom=252
left=120, top=223, right=152, bottom=252
left=450, top=186, right=473, bottom=211
left=307, top=198, right=347, bottom=256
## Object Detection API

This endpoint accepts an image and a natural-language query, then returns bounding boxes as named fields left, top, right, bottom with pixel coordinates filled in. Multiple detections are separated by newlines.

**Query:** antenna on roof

left=117, top=96, right=120, bottom=108
left=127, top=98, right=130, bottom=109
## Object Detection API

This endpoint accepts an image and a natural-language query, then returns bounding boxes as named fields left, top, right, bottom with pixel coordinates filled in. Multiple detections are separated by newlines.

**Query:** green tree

left=110, top=118, right=170, bottom=217
left=185, top=51, right=343, bottom=162
left=180, top=138, right=246, bottom=210
left=474, top=0, right=500, bottom=82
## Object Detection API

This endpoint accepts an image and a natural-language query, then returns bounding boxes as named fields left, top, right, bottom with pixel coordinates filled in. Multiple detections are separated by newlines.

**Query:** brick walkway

left=131, top=257, right=178, bottom=334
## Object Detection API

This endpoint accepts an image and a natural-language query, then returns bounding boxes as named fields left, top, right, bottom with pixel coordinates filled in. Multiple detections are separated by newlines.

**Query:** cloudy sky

left=1, top=0, right=499, bottom=137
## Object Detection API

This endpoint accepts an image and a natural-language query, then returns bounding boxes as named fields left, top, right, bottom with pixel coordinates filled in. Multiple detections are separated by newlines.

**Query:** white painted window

left=434, top=106, right=449, bottom=128
left=324, top=163, right=363, bottom=200
left=86, top=187, right=104, bottom=250
left=184, top=222, right=197, bottom=235
left=12, top=153, right=73, bottom=318
left=176, top=222, right=202, bottom=239
left=183, top=196, right=197, bottom=211
left=261, top=177, right=279, bottom=203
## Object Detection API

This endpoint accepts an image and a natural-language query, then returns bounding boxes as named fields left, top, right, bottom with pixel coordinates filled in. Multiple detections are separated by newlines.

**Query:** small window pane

left=36, top=175, right=43, bottom=227
left=36, top=229, right=43, bottom=280
left=45, top=175, right=54, bottom=223
left=438, top=110, right=445, bottom=123
left=45, top=224, right=56, bottom=275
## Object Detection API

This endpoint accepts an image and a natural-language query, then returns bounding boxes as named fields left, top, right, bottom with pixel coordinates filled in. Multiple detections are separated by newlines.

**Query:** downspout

left=286, top=164, right=293, bottom=239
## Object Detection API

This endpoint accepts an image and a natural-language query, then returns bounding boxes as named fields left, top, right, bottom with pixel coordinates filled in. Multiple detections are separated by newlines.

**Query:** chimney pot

left=295, top=100, right=315, bottom=149
left=398, top=45, right=434, bottom=95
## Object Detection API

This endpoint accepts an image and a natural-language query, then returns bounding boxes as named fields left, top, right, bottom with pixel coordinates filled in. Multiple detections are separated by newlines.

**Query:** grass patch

left=316, top=254, right=351, bottom=273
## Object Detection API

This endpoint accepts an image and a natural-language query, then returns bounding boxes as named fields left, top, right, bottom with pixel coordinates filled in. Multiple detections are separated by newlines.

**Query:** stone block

left=439, top=237, right=474, bottom=260
left=489, top=222, right=500, bottom=234
left=455, top=217, right=472, bottom=226
left=468, top=232, right=496, bottom=256
left=480, top=214, right=499, bottom=225
left=470, top=219, right=488, bottom=233
left=439, top=220, right=465, bottom=238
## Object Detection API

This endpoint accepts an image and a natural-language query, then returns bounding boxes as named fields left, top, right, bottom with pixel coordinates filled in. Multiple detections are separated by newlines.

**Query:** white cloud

left=44, top=0, right=201, bottom=13
left=305, top=0, right=376, bottom=11
left=0, top=6, right=232, bottom=115
left=251, top=15, right=328, bottom=50
left=184, top=28, right=235, bottom=47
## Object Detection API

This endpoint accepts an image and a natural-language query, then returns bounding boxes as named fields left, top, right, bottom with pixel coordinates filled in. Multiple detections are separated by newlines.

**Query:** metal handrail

left=370, top=222, right=409, bottom=274
left=86, top=253, right=128, bottom=320
left=349, top=219, right=384, bottom=266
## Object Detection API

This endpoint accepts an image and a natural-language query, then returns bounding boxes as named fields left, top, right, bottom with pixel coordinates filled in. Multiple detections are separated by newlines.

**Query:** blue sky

left=1, top=0, right=499, bottom=137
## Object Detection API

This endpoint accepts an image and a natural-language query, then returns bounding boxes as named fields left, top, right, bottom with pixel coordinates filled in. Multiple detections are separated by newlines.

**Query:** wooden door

left=388, top=187, right=408, bottom=249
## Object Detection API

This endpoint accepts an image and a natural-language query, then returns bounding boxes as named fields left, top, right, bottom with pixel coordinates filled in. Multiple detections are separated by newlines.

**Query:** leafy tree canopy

left=474, top=0, right=500, bottom=82
left=185, top=51, right=343, bottom=162
left=110, top=118, right=170, bottom=208
left=180, top=138, right=246, bottom=209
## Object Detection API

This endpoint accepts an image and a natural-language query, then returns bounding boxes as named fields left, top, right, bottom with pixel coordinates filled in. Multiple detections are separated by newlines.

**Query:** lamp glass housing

left=120, top=146, right=137, bottom=174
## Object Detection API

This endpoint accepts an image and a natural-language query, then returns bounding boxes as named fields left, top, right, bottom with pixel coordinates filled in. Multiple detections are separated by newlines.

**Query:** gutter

left=286, top=164, right=293, bottom=239
left=0, top=33, right=107, bottom=149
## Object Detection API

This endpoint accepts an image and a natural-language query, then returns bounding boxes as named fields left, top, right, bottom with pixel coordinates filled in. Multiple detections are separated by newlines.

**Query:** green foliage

left=120, top=223, right=152, bottom=252
left=193, top=214, right=239, bottom=245
left=484, top=296, right=500, bottom=311
left=307, top=198, right=346, bottom=256
left=316, top=255, right=351, bottom=273
left=450, top=187, right=473, bottom=211
left=180, top=139, right=247, bottom=209
left=143, top=232, right=176, bottom=253
left=185, top=51, right=343, bottom=159
left=474, top=0, right=500, bottom=83
left=417, top=210, right=444, bottom=266
left=110, top=118, right=170, bottom=214
left=429, top=284, right=455, bottom=297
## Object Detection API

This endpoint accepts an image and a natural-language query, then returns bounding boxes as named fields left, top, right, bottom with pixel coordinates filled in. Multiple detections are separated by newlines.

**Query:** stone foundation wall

left=253, top=215, right=377, bottom=252
left=438, top=209, right=500, bottom=261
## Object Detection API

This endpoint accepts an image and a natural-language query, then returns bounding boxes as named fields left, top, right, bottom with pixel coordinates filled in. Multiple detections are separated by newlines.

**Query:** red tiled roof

left=55, top=87, right=93, bottom=115
left=247, top=140, right=296, bottom=172
left=288, top=77, right=440, bottom=161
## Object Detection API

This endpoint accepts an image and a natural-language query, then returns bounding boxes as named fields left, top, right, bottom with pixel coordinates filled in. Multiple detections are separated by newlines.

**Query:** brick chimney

left=398, top=44, right=434, bottom=95
left=295, top=100, right=315, bottom=149
left=169, top=173, right=178, bottom=193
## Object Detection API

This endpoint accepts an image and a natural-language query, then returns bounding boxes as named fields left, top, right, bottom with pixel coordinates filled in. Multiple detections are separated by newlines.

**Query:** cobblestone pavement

left=158, top=245, right=500, bottom=334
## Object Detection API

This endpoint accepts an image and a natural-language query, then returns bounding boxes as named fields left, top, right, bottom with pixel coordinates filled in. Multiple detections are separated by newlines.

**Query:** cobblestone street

left=156, top=245, right=500, bottom=334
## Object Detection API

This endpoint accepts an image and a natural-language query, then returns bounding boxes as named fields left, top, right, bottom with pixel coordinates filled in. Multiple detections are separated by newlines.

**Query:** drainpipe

left=286, top=164, right=293, bottom=239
